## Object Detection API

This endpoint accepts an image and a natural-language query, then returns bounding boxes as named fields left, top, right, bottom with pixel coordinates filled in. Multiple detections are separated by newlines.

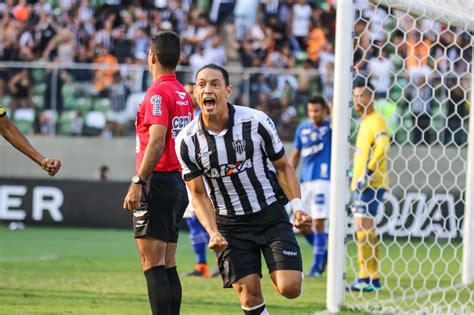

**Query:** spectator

left=181, top=11, right=214, bottom=61
left=95, top=13, right=115, bottom=49
left=42, top=28, right=76, bottom=64
left=111, top=26, right=133, bottom=63
left=34, top=13, right=57, bottom=57
left=406, top=30, right=432, bottom=78
left=97, top=165, right=109, bottom=181
left=233, top=0, right=259, bottom=41
left=132, top=27, right=150, bottom=61
left=189, top=44, right=211, bottom=81
left=239, top=40, right=260, bottom=68
left=8, top=69, right=32, bottom=111
left=205, top=34, right=227, bottom=66
left=405, top=75, right=433, bottom=145
left=290, top=0, right=312, bottom=52
left=71, top=110, right=84, bottom=137
left=306, top=19, right=327, bottom=65
left=266, top=43, right=298, bottom=98
left=367, top=47, right=395, bottom=99
left=93, top=45, right=118, bottom=97
left=18, top=22, right=36, bottom=61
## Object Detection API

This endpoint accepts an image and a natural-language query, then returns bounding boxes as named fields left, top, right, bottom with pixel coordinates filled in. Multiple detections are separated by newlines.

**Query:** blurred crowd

left=0, top=0, right=471, bottom=145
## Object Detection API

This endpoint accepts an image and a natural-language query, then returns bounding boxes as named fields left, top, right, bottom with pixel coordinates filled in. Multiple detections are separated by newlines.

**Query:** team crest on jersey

left=151, top=95, right=162, bottom=115
left=232, top=139, right=246, bottom=155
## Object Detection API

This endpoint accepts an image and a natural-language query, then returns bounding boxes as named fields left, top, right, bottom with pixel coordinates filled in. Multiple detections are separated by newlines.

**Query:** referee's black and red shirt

left=135, top=74, right=193, bottom=172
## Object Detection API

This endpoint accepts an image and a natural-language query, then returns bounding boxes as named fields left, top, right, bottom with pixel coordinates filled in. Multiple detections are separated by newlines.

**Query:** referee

left=0, top=105, right=61, bottom=176
left=175, top=64, right=312, bottom=315
left=122, top=32, right=193, bottom=315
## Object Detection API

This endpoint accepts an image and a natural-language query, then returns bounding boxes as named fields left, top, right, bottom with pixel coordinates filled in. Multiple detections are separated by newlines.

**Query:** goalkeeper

left=347, top=81, right=390, bottom=292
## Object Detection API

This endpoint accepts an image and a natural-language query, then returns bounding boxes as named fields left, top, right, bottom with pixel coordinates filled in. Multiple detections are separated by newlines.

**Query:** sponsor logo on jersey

left=171, top=113, right=192, bottom=138
left=237, top=115, right=253, bottom=123
left=175, top=91, right=187, bottom=100
left=232, top=139, right=246, bottom=155
left=176, top=100, right=189, bottom=106
left=151, top=95, right=162, bottom=115
left=204, top=159, right=253, bottom=179
left=301, top=143, right=324, bottom=157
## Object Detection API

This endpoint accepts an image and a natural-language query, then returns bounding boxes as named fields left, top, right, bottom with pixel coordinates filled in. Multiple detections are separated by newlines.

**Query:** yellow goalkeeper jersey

left=0, top=105, right=5, bottom=117
left=351, top=111, right=390, bottom=191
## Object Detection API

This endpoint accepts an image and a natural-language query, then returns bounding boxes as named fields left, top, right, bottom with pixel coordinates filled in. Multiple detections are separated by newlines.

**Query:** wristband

left=290, top=198, right=304, bottom=212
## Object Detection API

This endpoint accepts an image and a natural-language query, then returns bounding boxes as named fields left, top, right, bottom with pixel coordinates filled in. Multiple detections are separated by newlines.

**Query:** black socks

left=144, top=266, right=182, bottom=315
left=166, top=267, right=182, bottom=315
left=144, top=265, right=170, bottom=315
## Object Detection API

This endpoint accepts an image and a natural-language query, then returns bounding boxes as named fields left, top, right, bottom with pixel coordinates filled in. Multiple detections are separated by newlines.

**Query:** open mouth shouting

left=203, top=97, right=216, bottom=111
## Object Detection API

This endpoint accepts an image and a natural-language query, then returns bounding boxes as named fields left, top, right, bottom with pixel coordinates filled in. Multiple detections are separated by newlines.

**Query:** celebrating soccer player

left=175, top=64, right=312, bottom=315
left=347, top=81, right=390, bottom=292
left=0, top=105, right=61, bottom=176
left=122, top=31, right=194, bottom=315
left=290, top=96, right=331, bottom=277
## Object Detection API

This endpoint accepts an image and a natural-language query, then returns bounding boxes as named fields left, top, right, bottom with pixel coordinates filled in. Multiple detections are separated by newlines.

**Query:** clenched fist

left=41, top=158, right=61, bottom=177
left=208, top=232, right=228, bottom=253
left=293, top=210, right=312, bottom=231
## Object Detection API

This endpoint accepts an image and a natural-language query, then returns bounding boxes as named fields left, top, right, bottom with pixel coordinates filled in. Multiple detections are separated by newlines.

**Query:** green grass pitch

left=0, top=226, right=471, bottom=314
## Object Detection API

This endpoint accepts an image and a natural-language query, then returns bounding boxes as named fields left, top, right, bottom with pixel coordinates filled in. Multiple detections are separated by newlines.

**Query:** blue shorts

left=351, top=188, right=386, bottom=218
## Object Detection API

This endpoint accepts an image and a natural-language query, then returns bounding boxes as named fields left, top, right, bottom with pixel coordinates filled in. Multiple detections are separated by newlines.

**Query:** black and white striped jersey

left=175, top=104, right=285, bottom=217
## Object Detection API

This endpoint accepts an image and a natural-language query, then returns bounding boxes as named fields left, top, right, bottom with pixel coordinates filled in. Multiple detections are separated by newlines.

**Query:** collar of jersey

left=198, top=103, right=235, bottom=136
left=151, top=74, right=177, bottom=87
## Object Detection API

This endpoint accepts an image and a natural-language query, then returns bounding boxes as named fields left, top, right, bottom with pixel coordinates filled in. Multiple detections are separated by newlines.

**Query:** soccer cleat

left=308, top=263, right=323, bottom=278
left=186, top=263, right=210, bottom=278
left=307, top=270, right=321, bottom=278
left=346, top=278, right=373, bottom=292
left=370, top=278, right=382, bottom=291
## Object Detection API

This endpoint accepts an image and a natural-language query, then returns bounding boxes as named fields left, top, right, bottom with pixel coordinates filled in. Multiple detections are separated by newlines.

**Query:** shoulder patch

left=0, top=106, right=6, bottom=117
left=150, top=95, right=162, bottom=115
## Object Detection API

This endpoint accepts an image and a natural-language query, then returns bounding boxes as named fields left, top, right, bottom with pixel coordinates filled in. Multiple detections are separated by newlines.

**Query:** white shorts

left=301, top=180, right=330, bottom=220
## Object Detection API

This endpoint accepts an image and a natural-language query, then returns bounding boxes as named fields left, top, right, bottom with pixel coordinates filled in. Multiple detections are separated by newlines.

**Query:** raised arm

left=0, top=113, right=61, bottom=176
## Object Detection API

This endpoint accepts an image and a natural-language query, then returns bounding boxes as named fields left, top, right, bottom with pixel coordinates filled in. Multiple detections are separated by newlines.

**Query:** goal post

left=326, top=0, right=353, bottom=312
left=462, top=64, right=474, bottom=286
left=328, top=0, right=473, bottom=312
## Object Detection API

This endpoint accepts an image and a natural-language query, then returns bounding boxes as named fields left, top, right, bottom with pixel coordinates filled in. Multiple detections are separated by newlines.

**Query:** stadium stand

left=0, top=0, right=470, bottom=144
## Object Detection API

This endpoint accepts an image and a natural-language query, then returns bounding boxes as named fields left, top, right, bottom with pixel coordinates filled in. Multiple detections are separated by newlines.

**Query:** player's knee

left=278, top=282, right=302, bottom=299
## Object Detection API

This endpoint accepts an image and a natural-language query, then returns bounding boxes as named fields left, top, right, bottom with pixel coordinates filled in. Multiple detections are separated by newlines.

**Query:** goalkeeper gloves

left=356, top=169, right=374, bottom=192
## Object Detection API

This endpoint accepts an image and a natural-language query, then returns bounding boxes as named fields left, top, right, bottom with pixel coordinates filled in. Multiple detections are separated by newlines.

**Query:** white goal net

left=340, top=0, right=473, bottom=313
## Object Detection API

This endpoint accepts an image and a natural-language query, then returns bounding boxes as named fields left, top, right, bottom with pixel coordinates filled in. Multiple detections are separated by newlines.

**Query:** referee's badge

left=232, top=139, right=246, bottom=155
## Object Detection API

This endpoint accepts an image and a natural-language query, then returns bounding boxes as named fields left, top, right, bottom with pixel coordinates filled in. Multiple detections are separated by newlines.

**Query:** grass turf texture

left=1, top=226, right=471, bottom=314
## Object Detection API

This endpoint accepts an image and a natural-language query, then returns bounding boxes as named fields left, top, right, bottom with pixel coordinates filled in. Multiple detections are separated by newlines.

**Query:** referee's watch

left=131, top=175, right=146, bottom=185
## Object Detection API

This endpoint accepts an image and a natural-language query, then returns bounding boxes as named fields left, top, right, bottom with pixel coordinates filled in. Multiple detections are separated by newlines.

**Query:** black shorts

left=132, top=172, right=188, bottom=243
left=216, top=202, right=302, bottom=288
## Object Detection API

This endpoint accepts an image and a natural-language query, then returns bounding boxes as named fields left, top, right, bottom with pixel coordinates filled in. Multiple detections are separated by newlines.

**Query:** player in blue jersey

left=290, top=96, right=331, bottom=277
